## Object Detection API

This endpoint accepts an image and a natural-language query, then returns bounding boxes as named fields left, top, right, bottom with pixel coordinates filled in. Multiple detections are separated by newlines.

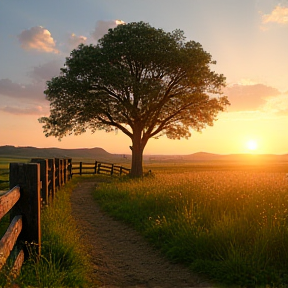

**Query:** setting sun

left=246, top=140, right=258, bottom=151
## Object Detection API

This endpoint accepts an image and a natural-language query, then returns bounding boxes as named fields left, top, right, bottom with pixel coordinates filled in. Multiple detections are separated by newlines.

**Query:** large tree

left=39, top=22, right=229, bottom=177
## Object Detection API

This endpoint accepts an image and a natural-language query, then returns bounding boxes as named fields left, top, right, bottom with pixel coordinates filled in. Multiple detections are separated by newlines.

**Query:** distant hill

left=184, top=152, right=288, bottom=162
left=0, top=145, right=120, bottom=161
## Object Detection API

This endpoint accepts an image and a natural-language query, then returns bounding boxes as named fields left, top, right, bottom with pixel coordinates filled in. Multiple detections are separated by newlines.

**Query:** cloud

left=263, top=92, right=288, bottom=115
left=0, top=59, right=63, bottom=101
left=91, top=20, right=125, bottom=41
left=67, top=33, right=87, bottom=49
left=18, top=26, right=59, bottom=53
left=262, top=5, right=288, bottom=24
left=28, top=60, right=63, bottom=83
left=0, top=78, right=49, bottom=115
left=224, top=84, right=281, bottom=112
left=0, top=60, right=64, bottom=115
left=0, top=105, right=47, bottom=115
left=0, top=78, right=46, bottom=102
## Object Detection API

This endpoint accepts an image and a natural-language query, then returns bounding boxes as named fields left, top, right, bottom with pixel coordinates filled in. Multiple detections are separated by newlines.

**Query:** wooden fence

left=0, top=158, right=129, bottom=282
left=0, top=158, right=72, bottom=281
left=72, top=161, right=130, bottom=176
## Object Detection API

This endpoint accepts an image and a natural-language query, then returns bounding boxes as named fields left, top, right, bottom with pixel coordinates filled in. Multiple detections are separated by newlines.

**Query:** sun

left=246, top=140, right=258, bottom=151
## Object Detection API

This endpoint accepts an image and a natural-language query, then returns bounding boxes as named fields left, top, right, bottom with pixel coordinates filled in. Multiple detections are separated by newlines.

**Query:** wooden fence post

left=31, top=159, right=49, bottom=206
left=63, top=159, right=67, bottom=184
left=79, top=162, right=82, bottom=176
left=94, top=161, right=98, bottom=174
left=120, top=166, right=123, bottom=176
left=111, top=164, right=114, bottom=175
left=58, top=159, right=62, bottom=186
left=9, top=163, right=41, bottom=257
left=54, top=158, right=60, bottom=189
left=48, top=159, right=55, bottom=201
left=60, top=159, right=65, bottom=186
left=67, top=159, right=72, bottom=180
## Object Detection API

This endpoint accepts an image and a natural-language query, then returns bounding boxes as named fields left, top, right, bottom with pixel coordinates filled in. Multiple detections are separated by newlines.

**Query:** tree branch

left=97, top=114, right=133, bottom=138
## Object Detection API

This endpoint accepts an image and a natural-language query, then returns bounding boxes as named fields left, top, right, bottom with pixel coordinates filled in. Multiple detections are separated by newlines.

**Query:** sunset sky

left=0, top=0, right=287, bottom=155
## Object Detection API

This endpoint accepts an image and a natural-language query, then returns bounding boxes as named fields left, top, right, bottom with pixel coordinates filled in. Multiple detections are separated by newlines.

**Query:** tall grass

left=93, top=165, right=288, bottom=287
left=1, top=178, right=91, bottom=288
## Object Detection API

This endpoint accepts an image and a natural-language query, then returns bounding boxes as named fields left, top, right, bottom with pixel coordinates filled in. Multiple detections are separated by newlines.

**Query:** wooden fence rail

left=0, top=158, right=72, bottom=282
left=72, top=161, right=130, bottom=176
left=0, top=186, right=24, bottom=278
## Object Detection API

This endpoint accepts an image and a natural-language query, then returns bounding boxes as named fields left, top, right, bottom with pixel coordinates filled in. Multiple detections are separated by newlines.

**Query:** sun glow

left=246, top=140, right=258, bottom=151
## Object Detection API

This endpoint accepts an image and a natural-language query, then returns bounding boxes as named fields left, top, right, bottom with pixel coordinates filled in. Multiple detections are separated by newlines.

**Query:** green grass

left=1, top=177, right=92, bottom=288
left=0, top=157, right=29, bottom=191
left=0, top=169, right=9, bottom=191
left=93, top=163, right=288, bottom=287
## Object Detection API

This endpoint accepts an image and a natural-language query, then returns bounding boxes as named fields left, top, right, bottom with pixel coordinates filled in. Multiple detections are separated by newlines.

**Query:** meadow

left=93, top=161, right=288, bottom=287
left=1, top=156, right=288, bottom=287
left=0, top=157, right=29, bottom=191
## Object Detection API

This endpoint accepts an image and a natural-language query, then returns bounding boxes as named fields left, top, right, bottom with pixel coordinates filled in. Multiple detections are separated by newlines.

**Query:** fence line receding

left=0, top=158, right=130, bottom=282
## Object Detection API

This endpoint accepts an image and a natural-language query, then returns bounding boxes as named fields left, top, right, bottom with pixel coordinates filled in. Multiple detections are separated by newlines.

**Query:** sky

left=0, top=0, right=288, bottom=155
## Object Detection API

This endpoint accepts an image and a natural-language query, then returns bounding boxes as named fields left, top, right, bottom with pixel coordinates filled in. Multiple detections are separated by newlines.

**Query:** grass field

left=93, top=161, right=288, bottom=287
left=1, top=156, right=288, bottom=287
left=0, top=157, right=29, bottom=191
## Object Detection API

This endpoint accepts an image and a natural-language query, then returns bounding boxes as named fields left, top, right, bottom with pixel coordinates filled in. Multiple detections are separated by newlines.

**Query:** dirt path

left=70, top=179, right=214, bottom=288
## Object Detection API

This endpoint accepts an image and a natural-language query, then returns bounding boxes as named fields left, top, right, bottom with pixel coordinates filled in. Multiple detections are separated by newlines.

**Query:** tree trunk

left=130, top=128, right=147, bottom=178
left=131, top=146, right=144, bottom=178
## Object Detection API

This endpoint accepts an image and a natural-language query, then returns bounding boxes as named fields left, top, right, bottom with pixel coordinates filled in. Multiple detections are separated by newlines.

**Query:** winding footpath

left=70, top=179, right=214, bottom=288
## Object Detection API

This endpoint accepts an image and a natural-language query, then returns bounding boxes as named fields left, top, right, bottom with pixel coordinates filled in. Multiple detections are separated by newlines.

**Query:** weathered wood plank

left=54, top=158, right=60, bottom=188
left=31, top=159, right=49, bottom=206
left=48, top=158, right=55, bottom=201
left=0, top=187, right=20, bottom=220
left=0, top=215, right=22, bottom=269
left=10, top=249, right=25, bottom=279
left=9, top=163, right=41, bottom=256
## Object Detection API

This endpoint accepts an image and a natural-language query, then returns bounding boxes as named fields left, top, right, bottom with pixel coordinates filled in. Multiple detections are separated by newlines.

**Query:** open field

left=0, top=157, right=29, bottom=192
left=1, top=154, right=288, bottom=286
left=94, top=161, right=288, bottom=287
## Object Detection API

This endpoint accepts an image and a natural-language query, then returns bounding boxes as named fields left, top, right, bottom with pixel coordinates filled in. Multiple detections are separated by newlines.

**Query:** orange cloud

left=116, top=20, right=125, bottom=25
left=18, top=26, right=59, bottom=53
left=0, top=79, right=45, bottom=102
left=263, top=92, right=288, bottom=115
left=91, top=20, right=125, bottom=40
left=224, top=84, right=280, bottom=112
left=67, top=33, right=87, bottom=49
left=0, top=105, right=47, bottom=116
left=262, top=5, right=288, bottom=24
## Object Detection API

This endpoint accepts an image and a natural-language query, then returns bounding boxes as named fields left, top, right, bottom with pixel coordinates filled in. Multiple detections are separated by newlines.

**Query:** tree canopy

left=39, top=21, right=229, bottom=177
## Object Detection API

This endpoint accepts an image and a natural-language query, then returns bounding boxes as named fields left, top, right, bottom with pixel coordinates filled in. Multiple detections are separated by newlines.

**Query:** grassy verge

left=1, top=177, right=91, bottom=288
left=93, top=165, right=288, bottom=287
